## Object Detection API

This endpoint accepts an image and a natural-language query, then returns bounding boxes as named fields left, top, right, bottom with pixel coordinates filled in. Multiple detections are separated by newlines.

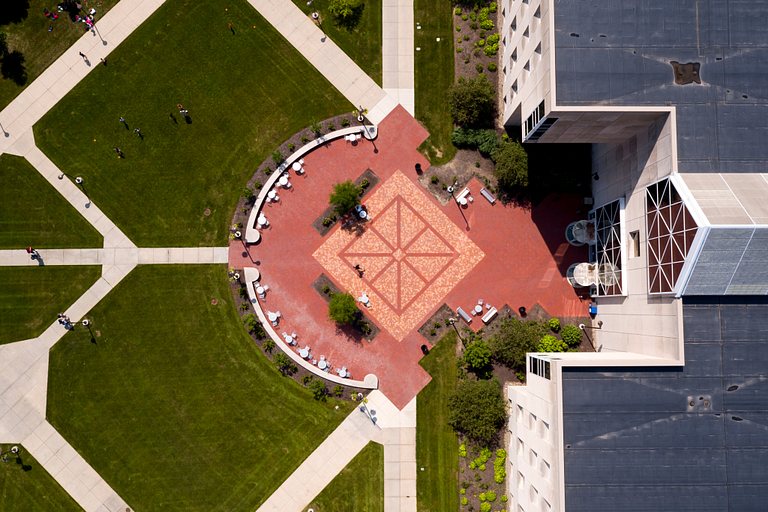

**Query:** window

left=529, top=356, right=551, bottom=380
left=511, top=80, right=518, bottom=96
left=535, top=42, right=542, bottom=55
left=517, top=437, right=524, bottom=454
left=524, top=100, right=546, bottom=136
left=517, top=471, right=526, bottom=489
left=534, top=6, right=541, bottom=17
left=542, top=498, right=552, bottom=511
left=511, top=16, right=517, bottom=32
left=541, top=421, right=550, bottom=440
left=529, top=448, right=537, bottom=467
left=630, top=230, right=640, bottom=258
left=523, top=27, right=529, bottom=39
left=529, top=412, right=537, bottom=430
left=542, top=459, right=551, bottom=478
left=512, top=48, right=517, bottom=63
left=529, top=485, right=538, bottom=504
left=517, top=404, right=524, bottom=422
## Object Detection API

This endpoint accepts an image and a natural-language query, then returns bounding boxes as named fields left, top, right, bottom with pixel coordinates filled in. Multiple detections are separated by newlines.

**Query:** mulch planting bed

left=452, top=2, right=502, bottom=98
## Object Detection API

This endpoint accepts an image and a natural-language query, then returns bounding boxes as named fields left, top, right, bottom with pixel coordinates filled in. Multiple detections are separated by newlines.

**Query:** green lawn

left=0, top=0, right=121, bottom=111
left=0, top=266, right=101, bottom=345
left=414, top=0, right=456, bottom=165
left=290, top=0, right=382, bottom=86
left=35, top=0, right=351, bottom=248
left=303, top=441, right=383, bottom=512
left=0, top=154, right=102, bottom=249
left=0, top=444, right=83, bottom=511
left=416, top=330, right=459, bottom=512
left=47, top=265, right=355, bottom=511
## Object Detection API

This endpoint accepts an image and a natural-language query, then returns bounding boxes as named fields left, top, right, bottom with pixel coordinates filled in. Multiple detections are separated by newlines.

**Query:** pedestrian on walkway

left=100, top=57, right=107, bottom=66
left=79, top=52, right=87, bottom=60
left=26, top=247, right=40, bottom=259
left=354, top=264, right=365, bottom=277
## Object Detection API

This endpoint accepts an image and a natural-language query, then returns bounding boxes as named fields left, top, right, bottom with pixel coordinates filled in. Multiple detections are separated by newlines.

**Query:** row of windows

left=516, top=404, right=550, bottom=439
left=516, top=438, right=551, bottom=477
left=529, top=355, right=551, bottom=379
left=514, top=469, right=553, bottom=510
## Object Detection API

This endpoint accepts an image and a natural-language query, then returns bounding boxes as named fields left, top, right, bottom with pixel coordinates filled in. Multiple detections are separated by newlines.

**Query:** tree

left=561, top=324, right=583, bottom=346
left=273, top=352, right=292, bottom=372
left=489, top=318, right=540, bottom=369
left=463, top=340, right=491, bottom=371
left=329, top=180, right=362, bottom=216
left=448, top=378, right=506, bottom=442
left=327, top=291, right=358, bottom=324
left=329, top=0, right=360, bottom=19
left=449, top=76, right=495, bottom=127
left=309, top=379, right=327, bottom=401
left=493, top=140, right=528, bottom=189
left=537, top=334, right=567, bottom=353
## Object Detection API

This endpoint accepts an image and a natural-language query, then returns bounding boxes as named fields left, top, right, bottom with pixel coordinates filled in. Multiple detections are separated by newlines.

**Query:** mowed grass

left=0, top=154, right=102, bottom=249
left=35, top=0, right=351, bottom=248
left=414, top=0, right=456, bottom=165
left=0, top=0, right=120, bottom=110
left=303, top=441, right=384, bottom=512
left=417, top=330, right=459, bottom=512
left=0, top=266, right=101, bottom=345
left=0, top=444, right=83, bottom=512
left=291, top=0, right=382, bottom=86
left=47, top=265, right=355, bottom=511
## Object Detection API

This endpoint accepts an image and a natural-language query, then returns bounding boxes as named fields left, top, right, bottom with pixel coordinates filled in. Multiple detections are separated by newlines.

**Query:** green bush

left=469, top=461, right=476, bottom=470
left=464, top=34, right=470, bottom=41
left=459, top=443, right=467, bottom=457
left=478, top=39, right=485, bottom=47
left=448, top=378, right=506, bottom=442
left=431, top=175, right=439, bottom=183
left=329, top=0, right=361, bottom=19
left=273, top=352, right=292, bottom=372
left=237, top=287, right=247, bottom=298
left=480, top=19, right=494, bottom=30
left=242, top=186, right=254, bottom=200
left=479, top=29, right=486, bottom=38
left=501, top=495, right=508, bottom=502
left=455, top=7, right=462, bottom=14
left=489, top=2, right=497, bottom=12
left=476, top=63, right=484, bottom=72
left=288, top=142, right=295, bottom=151
left=434, top=321, right=442, bottom=328
left=493, top=140, right=528, bottom=188
left=469, top=21, right=478, bottom=30
left=310, top=121, right=322, bottom=135
left=538, top=334, right=568, bottom=352
left=487, top=33, right=500, bottom=44
left=449, top=77, right=496, bottom=127
left=322, top=218, right=332, bottom=227
left=361, top=177, right=370, bottom=188
left=359, top=322, right=372, bottom=335
left=548, top=318, right=561, bottom=332
left=480, top=503, right=491, bottom=512
left=456, top=25, right=461, bottom=31
left=333, top=384, right=344, bottom=396
left=322, top=284, right=330, bottom=294
left=486, top=490, right=496, bottom=502
left=341, top=117, right=350, bottom=127
left=271, top=149, right=284, bottom=164
left=451, top=128, right=499, bottom=157
left=561, top=324, right=583, bottom=346
left=483, top=43, right=499, bottom=56
left=463, top=340, right=491, bottom=370
left=301, top=135, right=309, bottom=144
left=461, top=14, right=468, bottom=20
left=328, top=291, right=358, bottom=324
left=461, top=480, right=471, bottom=488
left=489, top=317, right=540, bottom=369
left=262, top=338, right=275, bottom=352
left=456, top=46, right=463, bottom=53
left=254, top=181, right=263, bottom=189
left=329, top=179, right=363, bottom=215
left=239, top=302, right=249, bottom=311
left=479, top=493, right=486, bottom=502
left=473, top=47, right=482, bottom=57
left=430, top=328, right=436, bottom=336
left=460, top=488, right=466, bottom=495
left=479, top=464, right=486, bottom=471
left=516, top=370, right=525, bottom=382
left=264, top=167, right=273, bottom=176
left=461, top=497, right=468, bottom=506
left=309, top=379, right=327, bottom=401
left=302, top=374, right=313, bottom=384
left=494, top=448, right=507, bottom=483
left=445, top=318, right=452, bottom=326
left=441, top=183, right=448, bottom=190
left=488, top=63, right=497, bottom=72
left=470, top=12, right=477, bottom=21
left=464, top=56, right=470, bottom=63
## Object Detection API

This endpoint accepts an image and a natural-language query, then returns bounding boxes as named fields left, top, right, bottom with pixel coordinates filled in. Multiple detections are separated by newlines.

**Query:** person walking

left=113, top=147, right=122, bottom=157
left=26, top=247, right=40, bottom=259
left=354, top=264, right=365, bottom=277
left=133, top=128, right=141, bottom=137
left=100, top=57, right=107, bottom=66
left=79, top=52, right=87, bottom=60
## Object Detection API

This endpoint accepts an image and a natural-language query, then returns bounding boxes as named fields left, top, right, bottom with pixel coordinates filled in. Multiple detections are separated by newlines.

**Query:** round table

left=459, top=197, right=468, bottom=206
left=360, top=211, right=367, bottom=219
left=268, top=312, right=277, bottom=322
left=318, top=360, right=327, bottom=370
left=279, top=176, right=288, bottom=186
left=300, top=349, right=309, bottom=358
left=258, top=216, right=267, bottom=225
left=257, top=286, right=264, bottom=295
left=475, top=305, right=483, bottom=314
left=268, top=190, right=276, bottom=199
left=292, top=162, right=301, bottom=171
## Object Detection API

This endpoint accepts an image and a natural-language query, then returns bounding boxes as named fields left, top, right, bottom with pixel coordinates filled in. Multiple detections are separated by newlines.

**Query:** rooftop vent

left=670, top=61, right=701, bottom=85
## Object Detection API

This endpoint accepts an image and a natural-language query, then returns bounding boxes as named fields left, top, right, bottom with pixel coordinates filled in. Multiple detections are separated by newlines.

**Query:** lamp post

left=449, top=317, right=464, bottom=344
left=356, top=393, right=375, bottom=424
left=578, top=322, right=601, bottom=351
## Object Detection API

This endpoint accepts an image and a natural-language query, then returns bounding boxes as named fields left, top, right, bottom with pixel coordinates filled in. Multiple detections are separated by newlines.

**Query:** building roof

left=553, top=0, right=768, bottom=174
left=561, top=297, right=768, bottom=511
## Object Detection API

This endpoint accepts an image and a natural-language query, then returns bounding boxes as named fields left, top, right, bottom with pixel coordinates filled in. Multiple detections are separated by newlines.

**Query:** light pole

left=356, top=393, right=375, bottom=424
left=578, top=322, right=600, bottom=351
left=449, top=317, right=464, bottom=344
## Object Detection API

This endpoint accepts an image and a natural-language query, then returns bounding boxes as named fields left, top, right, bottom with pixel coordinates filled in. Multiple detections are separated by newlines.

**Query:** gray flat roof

left=561, top=297, right=768, bottom=511
left=553, top=0, right=768, bottom=173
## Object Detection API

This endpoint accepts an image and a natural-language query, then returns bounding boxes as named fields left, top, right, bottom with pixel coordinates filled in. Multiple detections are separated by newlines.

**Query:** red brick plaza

left=229, top=106, right=588, bottom=409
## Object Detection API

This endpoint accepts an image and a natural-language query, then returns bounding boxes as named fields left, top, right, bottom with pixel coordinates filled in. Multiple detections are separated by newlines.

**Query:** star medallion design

left=313, top=171, right=484, bottom=340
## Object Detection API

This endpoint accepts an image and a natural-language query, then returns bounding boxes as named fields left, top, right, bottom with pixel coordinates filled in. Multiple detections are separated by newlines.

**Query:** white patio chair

left=312, top=359, right=317, bottom=365
left=356, top=133, right=361, bottom=141
left=271, top=320, right=278, bottom=326
left=298, top=158, right=304, bottom=165
left=275, top=311, right=281, bottom=318
left=292, top=332, right=298, bottom=339
left=265, top=197, right=271, bottom=203
left=284, top=181, right=291, bottom=189
left=324, top=366, right=330, bottom=373
left=263, top=285, right=269, bottom=291
left=345, top=371, right=351, bottom=378
left=320, top=355, right=325, bottom=361
left=478, top=299, right=483, bottom=305
left=468, top=196, right=474, bottom=203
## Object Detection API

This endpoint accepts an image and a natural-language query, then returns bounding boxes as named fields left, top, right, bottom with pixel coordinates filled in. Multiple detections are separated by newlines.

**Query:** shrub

left=333, top=384, right=344, bottom=396
left=302, top=374, right=313, bottom=384
left=239, top=302, right=249, bottom=311
left=478, top=39, right=485, bottom=47
left=328, top=291, right=358, bottom=324
left=441, top=183, right=448, bottom=190
left=329, top=0, right=360, bottom=19
left=309, top=379, right=327, bottom=401
left=516, top=370, right=525, bottom=382
left=262, top=338, right=275, bottom=352
left=501, top=495, right=508, bottom=502
left=301, top=135, right=309, bottom=144
left=455, top=7, right=461, bottom=14
left=474, top=473, right=482, bottom=482
left=469, top=461, right=476, bottom=470
left=341, top=117, right=350, bottom=127
left=464, top=56, right=470, bottom=63
left=493, top=140, right=528, bottom=188
left=548, top=318, right=561, bottom=332
left=469, top=21, right=478, bottom=30
left=329, top=179, right=363, bottom=215
left=461, top=480, right=471, bottom=489
left=445, top=318, right=452, bottom=326
left=490, top=2, right=497, bottom=12
left=288, top=142, right=295, bottom=151
left=310, top=121, right=322, bottom=135
left=434, top=321, right=442, bottom=328
left=486, top=490, right=496, bottom=502
left=479, top=464, right=486, bottom=471
left=489, top=318, right=540, bottom=369
left=322, top=218, right=332, bottom=227
left=476, top=62, right=484, bottom=72
left=271, top=149, right=284, bottom=164
left=475, top=161, right=480, bottom=167
left=463, top=340, right=491, bottom=371
left=254, top=181, right=263, bottom=189
left=483, top=42, right=499, bottom=56
left=242, top=186, right=254, bottom=200
left=431, top=175, right=439, bottom=183
left=449, top=76, right=495, bottom=127
left=480, top=19, right=494, bottom=30
left=273, top=352, right=292, bottom=372
left=461, top=497, right=468, bottom=506
left=461, top=14, right=468, bottom=20
left=477, top=73, right=486, bottom=81
left=470, top=12, right=477, bottom=21
left=487, top=62, right=497, bottom=72
left=480, top=503, right=491, bottom=512
left=459, top=443, right=467, bottom=457
left=479, top=493, right=486, bottom=502
left=243, top=313, right=257, bottom=330
left=448, top=378, right=506, bottom=442
left=456, top=25, right=461, bottom=31
left=473, top=47, right=481, bottom=57
left=487, top=33, right=500, bottom=45
left=561, top=324, right=583, bottom=346
left=479, top=29, right=486, bottom=38
left=359, top=322, right=372, bottom=335
left=451, top=127, right=499, bottom=157
left=458, top=76, right=465, bottom=84
left=361, top=177, right=370, bottom=188
left=264, top=167, right=273, bottom=176
left=460, top=488, right=466, bottom=494
left=464, top=34, right=469, bottom=41
left=494, top=449, right=507, bottom=483
left=538, top=334, right=568, bottom=352
left=328, top=123, right=335, bottom=131
left=430, top=328, right=436, bottom=336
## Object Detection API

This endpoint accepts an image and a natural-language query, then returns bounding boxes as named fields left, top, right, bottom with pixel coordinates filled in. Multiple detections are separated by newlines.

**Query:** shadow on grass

left=1, top=51, right=27, bottom=86
left=334, top=4, right=365, bottom=30
left=0, top=1, right=29, bottom=26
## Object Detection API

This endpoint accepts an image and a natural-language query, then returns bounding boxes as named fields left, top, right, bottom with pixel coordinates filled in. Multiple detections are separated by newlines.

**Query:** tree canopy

left=327, top=291, right=358, bottom=324
left=537, top=334, right=567, bottom=353
left=463, top=340, right=491, bottom=371
left=448, top=378, right=506, bottom=442
left=449, top=76, right=495, bottom=127
left=488, top=318, right=540, bottom=369
left=492, top=140, right=528, bottom=189
left=329, top=180, right=362, bottom=216
left=328, top=0, right=361, bottom=19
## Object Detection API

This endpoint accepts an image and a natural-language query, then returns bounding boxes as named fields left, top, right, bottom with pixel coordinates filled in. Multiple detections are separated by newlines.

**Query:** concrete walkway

left=245, top=0, right=399, bottom=124
left=255, top=390, right=416, bottom=512
left=0, top=247, right=229, bottom=266
left=382, top=0, right=415, bottom=115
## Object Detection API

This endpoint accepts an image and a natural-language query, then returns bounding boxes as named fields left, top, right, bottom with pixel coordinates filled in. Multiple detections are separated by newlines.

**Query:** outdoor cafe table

left=279, top=176, right=289, bottom=186
left=268, top=190, right=276, bottom=199
left=300, top=348, right=309, bottom=358
left=292, top=162, right=301, bottom=171
left=268, top=312, right=277, bottom=322
left=318, top=360, right=327, bottom=370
